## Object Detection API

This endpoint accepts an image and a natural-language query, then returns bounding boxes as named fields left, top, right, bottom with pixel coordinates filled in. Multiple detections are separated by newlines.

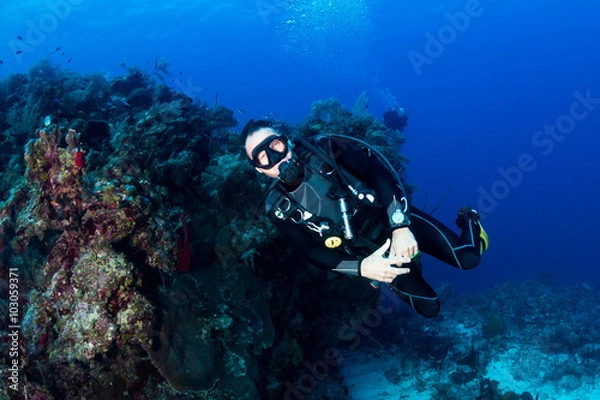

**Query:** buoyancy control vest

left=266, top=135, right=389, bottom=251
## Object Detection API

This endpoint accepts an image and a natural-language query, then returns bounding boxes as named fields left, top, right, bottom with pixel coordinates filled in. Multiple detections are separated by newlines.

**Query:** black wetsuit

left=267, top=136, right=482, bottom=318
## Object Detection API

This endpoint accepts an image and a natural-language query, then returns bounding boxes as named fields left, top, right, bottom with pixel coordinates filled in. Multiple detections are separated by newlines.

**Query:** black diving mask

left=251, top=134, right=290, bottom=169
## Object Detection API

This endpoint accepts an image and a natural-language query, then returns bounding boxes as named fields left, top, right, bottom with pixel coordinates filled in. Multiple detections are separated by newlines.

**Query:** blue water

left=1, top=0, right=599, bottom=292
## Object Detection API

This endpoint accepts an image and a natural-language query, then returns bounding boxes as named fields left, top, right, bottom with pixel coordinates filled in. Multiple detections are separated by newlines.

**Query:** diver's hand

left=360, top=239, right=411, bottom=283
left=390, top=227, right=418, bottom=261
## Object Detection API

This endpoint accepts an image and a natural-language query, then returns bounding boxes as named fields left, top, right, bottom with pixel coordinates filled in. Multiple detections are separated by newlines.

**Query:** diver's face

left=245, top=127, right=291, bottom=179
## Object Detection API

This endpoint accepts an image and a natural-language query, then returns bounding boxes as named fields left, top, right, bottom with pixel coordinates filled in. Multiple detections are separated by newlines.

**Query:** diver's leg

left=409, top=206, right=485, bottom=270
left=387, top=258, right=440, bottom=318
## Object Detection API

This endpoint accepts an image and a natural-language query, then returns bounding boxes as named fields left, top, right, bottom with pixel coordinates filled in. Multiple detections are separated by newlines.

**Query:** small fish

left=0, top=60, right=3, bottom=65
left=67, top=58, right=72, bottom=63
left=44, top=115, right=51, bottom=126
left=111, top=96, right=131, bottom=107
left=55, top=47, right=61, bottom=51
left=15, top=50, right=23, bottom=55
left=17, top=36, right=23, bottom=40
left=236, top=108, right=245, bottom=114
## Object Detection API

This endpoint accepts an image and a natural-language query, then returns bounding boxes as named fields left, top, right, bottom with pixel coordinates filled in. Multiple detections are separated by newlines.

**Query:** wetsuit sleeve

left=274, top=219, right=362, bottom=276
left=326, top=137, right=410, bottom=230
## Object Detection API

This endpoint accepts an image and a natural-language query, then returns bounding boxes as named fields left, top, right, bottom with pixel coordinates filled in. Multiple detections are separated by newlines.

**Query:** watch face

left=392, top=210, right=404, bottom=224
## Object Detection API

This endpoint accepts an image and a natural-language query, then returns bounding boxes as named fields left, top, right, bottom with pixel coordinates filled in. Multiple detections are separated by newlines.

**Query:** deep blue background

left=2, top=0, right=598, bottom=292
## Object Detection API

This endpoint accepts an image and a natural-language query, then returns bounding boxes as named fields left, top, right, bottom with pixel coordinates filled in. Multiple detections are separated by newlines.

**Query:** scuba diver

left=242, top=120, right=488, bottom=318
left=382, top=106, right=408, bottom=131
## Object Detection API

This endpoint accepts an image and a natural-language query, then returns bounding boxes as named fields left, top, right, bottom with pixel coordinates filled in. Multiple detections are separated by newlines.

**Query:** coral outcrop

left=339, top=279, right=600, bottom=399
left=0, top=60, right=272, bottom=399
left=0, top=60, right=411, bottom=399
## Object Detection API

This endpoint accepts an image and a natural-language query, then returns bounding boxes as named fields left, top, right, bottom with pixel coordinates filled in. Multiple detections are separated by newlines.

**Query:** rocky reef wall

left=0, top=59, right=409, bottom=399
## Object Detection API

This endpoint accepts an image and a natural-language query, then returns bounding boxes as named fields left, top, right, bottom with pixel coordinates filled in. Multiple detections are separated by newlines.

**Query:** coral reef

left=298, top=95, right=411, bottom=189
left=0, top=60, right=264, bottom=399
left=3, top=59, right=596, bottom=400
left=0, top=60, right=411, bottom=399
left=339, top=279, right=600, bottom=399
